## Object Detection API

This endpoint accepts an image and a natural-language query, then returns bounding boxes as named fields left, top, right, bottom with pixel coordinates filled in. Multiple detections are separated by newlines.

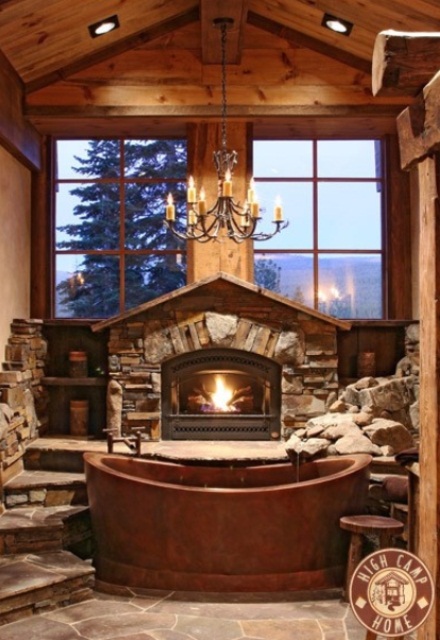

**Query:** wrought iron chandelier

left=164, top=17, right=289, bottom=243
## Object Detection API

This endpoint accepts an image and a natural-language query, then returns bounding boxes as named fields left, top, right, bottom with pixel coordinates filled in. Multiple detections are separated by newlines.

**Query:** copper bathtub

left=84, top=452, right=371, bottom=592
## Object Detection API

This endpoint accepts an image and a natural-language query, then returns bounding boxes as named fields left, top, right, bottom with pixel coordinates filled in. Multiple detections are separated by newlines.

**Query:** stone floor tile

left=241, top=619, right=323, bottom=640
left=174, top=614, right=243, bottom=640
left=317, top=618, right=347, bottom=640
left=46, top=599, right=145, bottom=623
left=0, top=616, right=84, bottom=640
left=73, top=612, right=177, bottom=639
left=149, top=594, right=348, bottom=622
left=151, top=631, right=202, bottom=640
left=109, top=635, right=156, bottom=640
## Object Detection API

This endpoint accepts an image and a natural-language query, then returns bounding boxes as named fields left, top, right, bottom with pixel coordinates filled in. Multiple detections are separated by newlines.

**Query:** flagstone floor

left=0, top=586, right=406, bottom=640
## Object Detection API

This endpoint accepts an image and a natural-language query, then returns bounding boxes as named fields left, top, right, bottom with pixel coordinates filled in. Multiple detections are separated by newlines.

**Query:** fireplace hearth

left=161, top=349, right=281, bottom=440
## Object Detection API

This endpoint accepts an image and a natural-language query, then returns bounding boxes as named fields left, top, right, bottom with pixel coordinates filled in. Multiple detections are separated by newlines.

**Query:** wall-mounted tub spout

left=103, top=427, right=145, bottom=457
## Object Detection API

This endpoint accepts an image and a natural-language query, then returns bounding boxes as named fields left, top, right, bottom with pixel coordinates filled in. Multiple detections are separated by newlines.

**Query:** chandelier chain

left=220, top=21, right=228, bottom=152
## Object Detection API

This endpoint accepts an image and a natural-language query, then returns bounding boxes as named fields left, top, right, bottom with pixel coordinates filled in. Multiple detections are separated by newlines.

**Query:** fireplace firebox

left=161, top=349, right=281, bottom=440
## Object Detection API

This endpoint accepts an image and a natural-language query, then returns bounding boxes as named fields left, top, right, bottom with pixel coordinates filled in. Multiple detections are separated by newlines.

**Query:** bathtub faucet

left=103, top=427, right=145, bottom=457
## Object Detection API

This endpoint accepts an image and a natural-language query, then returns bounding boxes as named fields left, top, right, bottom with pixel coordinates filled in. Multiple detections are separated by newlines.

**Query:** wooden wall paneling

left=337, top=322, right=407, bottom=380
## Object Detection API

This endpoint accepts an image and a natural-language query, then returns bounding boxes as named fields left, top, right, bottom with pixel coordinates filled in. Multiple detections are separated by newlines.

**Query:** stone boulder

left=363, top=418, right=415, bottom=454
left=285, top=435, right=329, bottom=461
left=274, top=329, right=305, bottom=365
left=205, top=312, right=237, bottom=346
left=334, top=434, right=382, bottom=456
left=321, top=423, right=362, bottom=441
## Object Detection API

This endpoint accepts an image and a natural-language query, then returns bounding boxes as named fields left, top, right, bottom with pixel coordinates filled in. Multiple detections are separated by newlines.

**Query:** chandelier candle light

left=164, top=17, right=288, bottom=243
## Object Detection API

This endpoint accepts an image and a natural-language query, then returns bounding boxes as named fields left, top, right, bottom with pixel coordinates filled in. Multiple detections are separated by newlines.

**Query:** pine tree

left=254, top=258, right=281, bottom=293
left=56, top=139, right=187, bottom=317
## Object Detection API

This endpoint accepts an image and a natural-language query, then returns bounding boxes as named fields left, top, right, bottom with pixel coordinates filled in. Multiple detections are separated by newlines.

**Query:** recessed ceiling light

left=88, top=15, right=120, bottom=38
left=321, top=13, right=353, bottom=36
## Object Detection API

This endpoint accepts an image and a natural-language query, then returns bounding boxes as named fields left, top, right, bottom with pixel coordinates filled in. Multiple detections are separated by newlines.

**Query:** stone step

left=0, top=550, right=95, bottom=626
left=4, top=469, right=87, bottom=508
left=0, top=504, right=92, bottom=557
left=23, top=436, right=131, bottom=473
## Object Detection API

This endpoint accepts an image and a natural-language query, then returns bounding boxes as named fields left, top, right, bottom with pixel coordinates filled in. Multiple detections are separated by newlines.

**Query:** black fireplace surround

left=161, top=348, right=281, bottom=440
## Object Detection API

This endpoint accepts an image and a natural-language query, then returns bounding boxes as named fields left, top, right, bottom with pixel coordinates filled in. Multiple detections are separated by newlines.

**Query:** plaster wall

left=0, top=144, right=31, bottom=355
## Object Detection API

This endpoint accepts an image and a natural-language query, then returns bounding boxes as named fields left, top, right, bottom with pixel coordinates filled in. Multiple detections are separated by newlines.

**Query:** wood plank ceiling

left=0, top=0, right=437, bottom=137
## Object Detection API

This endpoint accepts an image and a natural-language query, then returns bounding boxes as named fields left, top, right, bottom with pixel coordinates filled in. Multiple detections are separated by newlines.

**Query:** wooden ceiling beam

left=200, top=0, right=248, bottom=64
left=25, top=103, right=402, bottom=119
left=397, top=71, right=440, bottom=170
left=25, top=7, right=200, bottom=95
left=247, top=11, right=371, bottom=75
left=373, top=30, right=440, bottom=97
left=0, top=49, right=41, bottom=169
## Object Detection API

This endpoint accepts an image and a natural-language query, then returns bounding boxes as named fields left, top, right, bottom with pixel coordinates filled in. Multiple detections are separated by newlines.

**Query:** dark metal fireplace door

left=161, top=348, right=281, bottom=440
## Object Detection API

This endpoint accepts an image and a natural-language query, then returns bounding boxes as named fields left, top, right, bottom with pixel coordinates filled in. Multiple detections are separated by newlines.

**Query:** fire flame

left=211, top=375, right=234, bottom=412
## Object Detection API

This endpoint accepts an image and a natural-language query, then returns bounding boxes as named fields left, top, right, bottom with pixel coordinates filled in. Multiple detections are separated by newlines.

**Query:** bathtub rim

left=83, top=451, right=372, bottom=494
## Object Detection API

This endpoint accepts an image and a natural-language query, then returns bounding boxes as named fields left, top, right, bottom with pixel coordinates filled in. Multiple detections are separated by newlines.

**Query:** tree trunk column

left=186, top=122, right=254, bottom=284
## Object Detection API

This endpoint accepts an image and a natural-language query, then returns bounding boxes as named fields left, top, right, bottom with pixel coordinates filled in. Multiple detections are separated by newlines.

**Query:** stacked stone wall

left=0, top=319, right=48, bottom=496
left=106, top=309, right=339, bottom=439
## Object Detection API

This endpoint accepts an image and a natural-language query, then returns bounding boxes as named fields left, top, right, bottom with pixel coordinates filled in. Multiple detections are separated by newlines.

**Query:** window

left=53, top=138, right=187, bottom=318
left=253, top=139, right=384, bottom=319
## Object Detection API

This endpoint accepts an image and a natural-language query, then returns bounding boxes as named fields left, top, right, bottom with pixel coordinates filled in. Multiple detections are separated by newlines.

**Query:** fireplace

left=94, top=273, right=345, bottom=440
left=161, top=349, right=281, bottom=440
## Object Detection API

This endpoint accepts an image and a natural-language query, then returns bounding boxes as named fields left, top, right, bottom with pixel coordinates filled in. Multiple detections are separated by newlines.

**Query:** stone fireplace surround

left=93, top=273, right=350, bottom=441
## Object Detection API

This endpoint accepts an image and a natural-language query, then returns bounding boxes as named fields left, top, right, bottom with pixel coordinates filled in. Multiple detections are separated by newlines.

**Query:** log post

left=372, top=29, right=440, bottom=639
left=415, top=156, right=440, bottom=639
left=186, top=121, right=254, bottom=284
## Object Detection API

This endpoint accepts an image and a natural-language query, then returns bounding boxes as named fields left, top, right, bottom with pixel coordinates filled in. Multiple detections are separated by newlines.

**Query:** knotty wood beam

left=247, top=11, right=371, bottom=75
left=397, top=70, right=440, bottom=170
left=0, top=50, right=40, bottom=170
left=25, top=103, right=403, bottom=119
left=200, top=0, right=248, bottom=64
left=372, top=30, right=440, bottom=97
left=25, top=7, right=200, bottom=95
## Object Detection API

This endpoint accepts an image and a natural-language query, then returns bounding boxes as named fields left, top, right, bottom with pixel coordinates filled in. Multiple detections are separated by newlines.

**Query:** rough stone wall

left=0, top=319, right=48, bottom=495
left=106, top=310, right=339, bottom=439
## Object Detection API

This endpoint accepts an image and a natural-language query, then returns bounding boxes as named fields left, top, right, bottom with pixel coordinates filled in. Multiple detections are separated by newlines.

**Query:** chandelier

left=164, top=17, right=289, bottom=243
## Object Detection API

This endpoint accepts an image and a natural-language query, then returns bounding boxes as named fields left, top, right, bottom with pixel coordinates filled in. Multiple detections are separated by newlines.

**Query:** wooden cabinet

left=42, top=321, right=108, bottom=438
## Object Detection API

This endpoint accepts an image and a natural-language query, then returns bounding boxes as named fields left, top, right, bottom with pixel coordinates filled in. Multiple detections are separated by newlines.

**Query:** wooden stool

left=339, top=514, right=405, bottom=603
